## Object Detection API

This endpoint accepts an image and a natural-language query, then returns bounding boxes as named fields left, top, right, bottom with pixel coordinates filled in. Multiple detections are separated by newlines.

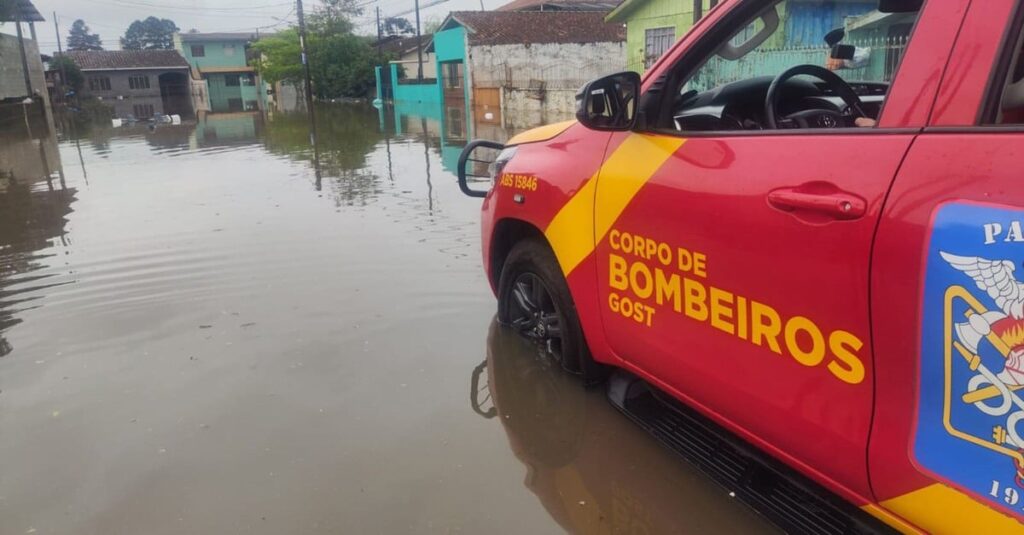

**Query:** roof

left=178, top=32, right=261, bottom=43
left=440, top=11, right=625, bottom=46
left=373, top=34, right=432, bottom=56
left=63, top=50, right=190, bottom=71
left=496, top=0, right=618, bottom=11
left=1, top=0, right=44, bottom=22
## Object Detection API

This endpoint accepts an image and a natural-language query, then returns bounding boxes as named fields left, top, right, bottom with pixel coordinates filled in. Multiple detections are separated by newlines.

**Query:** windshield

left=685, top=1, right=920, bottom=93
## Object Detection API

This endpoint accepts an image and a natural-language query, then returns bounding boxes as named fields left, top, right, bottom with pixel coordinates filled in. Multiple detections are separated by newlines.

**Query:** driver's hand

left=855, top=117, right=877, bottom=127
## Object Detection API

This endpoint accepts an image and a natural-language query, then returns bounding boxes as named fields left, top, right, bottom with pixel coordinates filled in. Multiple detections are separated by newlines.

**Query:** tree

left=67, top=19, right=104, bottom=51
left=383, top=17, right=414, bottom=37
left=253, top=20, right=383, bottom=99
left=423, top=16, right=443, bottom=35
left=121, top=17, right=179, bottom=50
left=251, top=29, right=304, bottom=87
left=49, top=55, right=84, bottom=93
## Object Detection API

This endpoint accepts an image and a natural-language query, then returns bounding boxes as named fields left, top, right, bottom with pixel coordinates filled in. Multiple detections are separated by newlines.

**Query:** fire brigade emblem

left=916, top=202, right=1024, bottom=517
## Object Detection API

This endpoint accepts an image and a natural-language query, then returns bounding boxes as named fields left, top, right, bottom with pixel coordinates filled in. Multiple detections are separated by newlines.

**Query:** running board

left=607, top=372, right=895, bottom=535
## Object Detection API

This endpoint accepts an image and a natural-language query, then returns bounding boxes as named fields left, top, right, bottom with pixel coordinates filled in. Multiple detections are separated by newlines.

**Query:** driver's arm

left=855, top=117, right=877, bottom=127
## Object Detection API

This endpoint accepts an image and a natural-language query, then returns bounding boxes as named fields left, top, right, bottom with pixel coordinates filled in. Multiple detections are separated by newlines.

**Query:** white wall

left=469, top=41, right=625, bottom=91
left=0, top=32, right=46, bottom=100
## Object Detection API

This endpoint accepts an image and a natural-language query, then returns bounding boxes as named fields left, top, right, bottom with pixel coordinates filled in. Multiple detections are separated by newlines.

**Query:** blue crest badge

left=916, top=202, right=1024, bottom=517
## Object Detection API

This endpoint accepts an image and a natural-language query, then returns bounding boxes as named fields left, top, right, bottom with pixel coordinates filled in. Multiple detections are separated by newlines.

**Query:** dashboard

left=672, top=75, right=888, bottom=131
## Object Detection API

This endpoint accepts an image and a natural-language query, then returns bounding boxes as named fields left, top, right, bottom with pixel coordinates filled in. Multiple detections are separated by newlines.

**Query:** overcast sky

left=8, top=0, right=498, bottom=54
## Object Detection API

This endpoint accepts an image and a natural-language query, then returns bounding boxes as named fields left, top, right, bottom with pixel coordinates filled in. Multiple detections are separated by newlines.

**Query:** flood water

left=0, top=102, right=775, bottom=534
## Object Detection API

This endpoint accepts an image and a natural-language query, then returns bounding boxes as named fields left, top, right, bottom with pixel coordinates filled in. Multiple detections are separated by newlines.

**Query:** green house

left=605, top=0, right=719, bottom=71
left=174, top=32, right=267, bottom=113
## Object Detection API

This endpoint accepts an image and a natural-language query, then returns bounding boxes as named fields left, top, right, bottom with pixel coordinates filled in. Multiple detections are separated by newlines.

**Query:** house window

left=133, top=104, right=154, bottom=118
left=224, top=43, right=236, bottom=57
left=245, top=100, right=258, bottom=111
left=227, top=98, right=243, bottom=111
left=191, top=45, right=205, bottom=57
left=444, top=63, right=462, bottom=89
left=241, top=73, right=255, bottom=86
left=644, top=27, right=676, bottom=69
left=128, top=75, right=150, bottom=90
left=225, top=74, right=241, bottom=87
left=88, top=76, right=111, bottom=91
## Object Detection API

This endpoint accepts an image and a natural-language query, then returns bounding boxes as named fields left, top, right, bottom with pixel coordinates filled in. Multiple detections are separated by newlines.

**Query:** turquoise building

left=374, top=16, right=470, bottom=106
left=174, top=32, right=267, bottom=113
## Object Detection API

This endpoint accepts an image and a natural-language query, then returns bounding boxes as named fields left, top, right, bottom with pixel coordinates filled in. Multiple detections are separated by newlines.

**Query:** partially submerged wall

left=0, top=32, right=47, bottom=101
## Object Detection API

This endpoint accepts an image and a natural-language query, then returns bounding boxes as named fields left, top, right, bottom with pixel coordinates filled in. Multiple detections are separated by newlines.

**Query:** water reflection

left=0, top=109, right=74, bottom=359
left=475, top=320, right=777, bottom=534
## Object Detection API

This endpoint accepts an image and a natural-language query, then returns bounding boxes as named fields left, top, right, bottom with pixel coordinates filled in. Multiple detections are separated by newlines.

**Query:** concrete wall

left=469, top=41, right=626, bottom=90
left=501, top=87, right=576, bottom=127
left=80, top=68, right=190, bottom=118
left=0, top=32, right=46, bottom=100
left=390, top=63, right=440, bottom=104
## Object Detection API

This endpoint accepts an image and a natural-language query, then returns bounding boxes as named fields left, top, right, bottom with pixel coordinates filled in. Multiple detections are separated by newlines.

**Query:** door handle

left=767, top=185, right=866, bottom=221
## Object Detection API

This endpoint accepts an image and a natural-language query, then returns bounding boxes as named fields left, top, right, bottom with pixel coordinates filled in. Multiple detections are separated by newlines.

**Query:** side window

left=991, top=16, right=1024, bottom=125
left=662, top=0, right=925, bottom=133
left=191, top=45, right=205, bottom=57
left=645, top=27, right=676, bottom=69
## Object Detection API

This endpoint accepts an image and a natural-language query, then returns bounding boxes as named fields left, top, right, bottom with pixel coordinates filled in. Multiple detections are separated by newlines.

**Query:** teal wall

left=390, top=64, right=441, bottom=104
left=374, top=23, right=468, bottom=105
left=181, top=38, right=250, bottom=69
left=433, top=26, right=466, bottom=65
left=206, top=73, right=263, bottom=112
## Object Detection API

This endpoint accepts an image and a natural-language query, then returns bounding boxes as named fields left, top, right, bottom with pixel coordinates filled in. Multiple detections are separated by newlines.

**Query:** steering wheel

left=765, top=64, right=867, bottom=129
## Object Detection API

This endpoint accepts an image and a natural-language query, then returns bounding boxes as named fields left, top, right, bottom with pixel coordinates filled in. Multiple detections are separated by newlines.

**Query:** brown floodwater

left=0, top=104, right=775, bottom=534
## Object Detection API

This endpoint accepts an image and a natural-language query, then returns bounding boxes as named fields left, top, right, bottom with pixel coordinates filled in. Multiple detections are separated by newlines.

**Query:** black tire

left=497, top=238, right=588, bottom=375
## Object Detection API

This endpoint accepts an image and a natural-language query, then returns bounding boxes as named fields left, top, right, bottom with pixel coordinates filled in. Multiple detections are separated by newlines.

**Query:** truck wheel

left=497, top=239, right=585, bottom=374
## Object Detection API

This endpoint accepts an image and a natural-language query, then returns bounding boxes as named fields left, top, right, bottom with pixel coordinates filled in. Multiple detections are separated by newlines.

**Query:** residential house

left=377, top=11, right=624, bottom=121
left=606, top=0, right=878, bottom=71
left=174, top=32, right=266, bottom=113
left=65, top=50, right=193, bottom=119
left=433, top=11, right=625, bottom=119
left=373, top=34, right=436, bottom=101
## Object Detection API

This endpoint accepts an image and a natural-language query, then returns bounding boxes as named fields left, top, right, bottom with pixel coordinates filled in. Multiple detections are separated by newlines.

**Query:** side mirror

left=576, top=71, right=641, bottom=131
left=831, top=44, right=855, bottom=60
left=824, top=28, right=845, bottom=47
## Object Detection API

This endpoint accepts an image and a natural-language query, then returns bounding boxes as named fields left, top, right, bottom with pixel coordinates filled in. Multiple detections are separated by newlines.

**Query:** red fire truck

left=459, top=0, right=1024, bottom=532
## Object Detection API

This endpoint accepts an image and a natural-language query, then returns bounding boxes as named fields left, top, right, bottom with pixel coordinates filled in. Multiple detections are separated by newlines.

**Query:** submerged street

left=0, top=104, right=774, bottom=534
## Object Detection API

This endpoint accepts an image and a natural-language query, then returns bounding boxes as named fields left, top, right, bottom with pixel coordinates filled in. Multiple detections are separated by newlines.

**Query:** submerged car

left=459, top=0, right=1024, bottom=532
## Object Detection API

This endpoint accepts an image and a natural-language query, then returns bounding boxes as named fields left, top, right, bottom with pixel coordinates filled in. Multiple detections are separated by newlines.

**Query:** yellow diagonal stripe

left=544, top=134, right=685, bottom=277
left=875, top=483, right=1022, bottom=533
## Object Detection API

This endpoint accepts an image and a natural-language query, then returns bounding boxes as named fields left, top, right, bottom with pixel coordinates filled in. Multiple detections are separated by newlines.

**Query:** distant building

left=64, top=50, right=193, bottom=119
left=496, top=0, right=619, bottom=12
left=174, top=32, right=268, bottom=113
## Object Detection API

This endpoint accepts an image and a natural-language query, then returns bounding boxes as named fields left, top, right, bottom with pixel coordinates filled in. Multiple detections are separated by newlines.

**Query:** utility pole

left=295, top=0, right=320, bottom=169
left=414, top=0, right=423, bottom=80
left=53, top=12, right=69, bottom=110
left=376, top=6, right=382, bottom=59
left=296, top=0, right=316, bottom=118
